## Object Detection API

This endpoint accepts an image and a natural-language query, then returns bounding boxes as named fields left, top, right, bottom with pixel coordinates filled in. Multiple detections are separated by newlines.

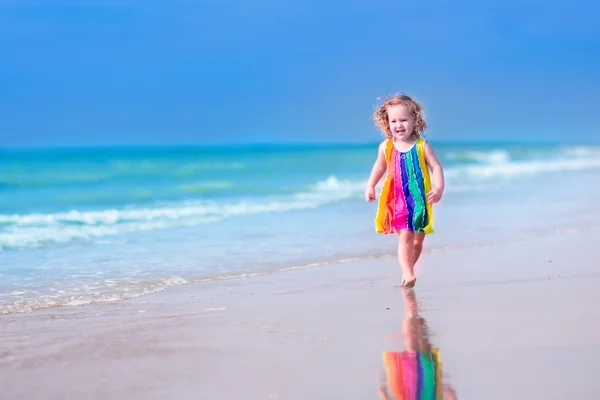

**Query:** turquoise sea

left=2, top=141, right=600, bottom=314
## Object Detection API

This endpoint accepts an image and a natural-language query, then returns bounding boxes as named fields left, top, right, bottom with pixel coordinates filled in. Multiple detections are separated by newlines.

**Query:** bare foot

left=402, top=274, right=417, bottom=288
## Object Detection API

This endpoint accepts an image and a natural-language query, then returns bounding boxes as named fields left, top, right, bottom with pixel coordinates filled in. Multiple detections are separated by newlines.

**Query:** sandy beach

left=2, top=227, right=599, bottom=399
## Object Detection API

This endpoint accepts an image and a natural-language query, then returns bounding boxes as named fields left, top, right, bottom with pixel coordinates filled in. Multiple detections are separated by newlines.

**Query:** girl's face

left=387, top=104, right=415, bottom=141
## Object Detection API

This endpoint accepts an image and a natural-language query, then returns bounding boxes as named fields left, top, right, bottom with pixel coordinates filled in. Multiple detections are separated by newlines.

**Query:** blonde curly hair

left=372, top=93, right=428, bottom=139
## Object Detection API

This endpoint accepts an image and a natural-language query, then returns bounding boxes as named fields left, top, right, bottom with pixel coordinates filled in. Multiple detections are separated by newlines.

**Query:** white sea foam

left=445, top=157, right=600, bottom=180
left=452, top=150, right=512, bottom=164
left=0, top=276, right=190, bottom=315
left=0, top=176, right=364, bottom=250
left=564, top=146, right=600, bottom=158
left=3, top=150, right=600, bottom=250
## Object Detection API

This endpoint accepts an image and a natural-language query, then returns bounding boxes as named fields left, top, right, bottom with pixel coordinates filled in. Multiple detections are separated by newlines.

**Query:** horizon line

left=1, top=138, right=594, bottom=151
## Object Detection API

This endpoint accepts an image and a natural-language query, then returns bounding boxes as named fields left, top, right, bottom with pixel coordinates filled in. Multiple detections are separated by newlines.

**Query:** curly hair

left=372, top=93, right=428, bottom=139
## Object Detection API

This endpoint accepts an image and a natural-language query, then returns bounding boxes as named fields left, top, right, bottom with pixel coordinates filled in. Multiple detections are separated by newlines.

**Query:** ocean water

left=2, top=141, right=600, bottom=314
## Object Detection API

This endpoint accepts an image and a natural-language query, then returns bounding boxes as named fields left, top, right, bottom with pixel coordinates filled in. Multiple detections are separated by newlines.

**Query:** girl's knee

left=413, top=233, right=426, bottom=246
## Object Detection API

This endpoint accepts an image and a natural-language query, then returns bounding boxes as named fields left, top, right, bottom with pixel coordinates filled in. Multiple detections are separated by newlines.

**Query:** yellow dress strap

left=384, top=138, right=394, bottom=165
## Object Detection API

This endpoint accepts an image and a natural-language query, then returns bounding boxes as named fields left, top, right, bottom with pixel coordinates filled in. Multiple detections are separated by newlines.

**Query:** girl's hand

left=427, top=187, right=443, bottom=204
left=365, top=186, right=376, bottom=202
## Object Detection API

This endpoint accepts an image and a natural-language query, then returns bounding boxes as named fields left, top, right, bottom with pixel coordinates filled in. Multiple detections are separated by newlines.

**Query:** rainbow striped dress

left=375, top=138, right=434, bottom=234
left=381, top=349, right=443, bottom=400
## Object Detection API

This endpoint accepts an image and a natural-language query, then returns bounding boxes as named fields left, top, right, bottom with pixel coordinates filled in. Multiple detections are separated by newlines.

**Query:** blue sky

left=1, top=0, right=599, bottom=147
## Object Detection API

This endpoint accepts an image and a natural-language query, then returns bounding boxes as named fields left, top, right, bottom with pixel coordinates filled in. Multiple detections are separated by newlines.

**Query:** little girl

left=365, top=94, right=445, bottom=287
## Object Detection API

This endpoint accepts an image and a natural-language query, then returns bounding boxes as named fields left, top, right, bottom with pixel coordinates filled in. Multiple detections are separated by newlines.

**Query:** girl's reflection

left=378, top=289, right=457, bottom=400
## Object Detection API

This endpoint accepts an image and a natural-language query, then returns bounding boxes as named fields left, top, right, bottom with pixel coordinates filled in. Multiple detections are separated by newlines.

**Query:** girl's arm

left=365, top=141, right=387, bottom=201
left=424, top=141, right=445, bottom=204
left=367, top=141, right=387, bottom=187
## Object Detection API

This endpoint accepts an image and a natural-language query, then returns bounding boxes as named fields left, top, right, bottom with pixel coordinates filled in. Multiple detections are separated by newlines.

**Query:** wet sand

left=2, top=228, right=600, bottom=399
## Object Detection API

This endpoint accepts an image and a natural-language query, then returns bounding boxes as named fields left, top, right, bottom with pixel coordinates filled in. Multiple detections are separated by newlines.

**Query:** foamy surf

left=1, top=257, right=361, bottom=315
left=446, top=157, right=600, bottom=180
left=447, top=149, right=512, bottom=164
left=0, top=176, right=363, bottom=250
left=5, top=224, right=599, bottom=315
left=3, top=147, right=600, bottom=251
left=0, top=276, right=190, bottom=315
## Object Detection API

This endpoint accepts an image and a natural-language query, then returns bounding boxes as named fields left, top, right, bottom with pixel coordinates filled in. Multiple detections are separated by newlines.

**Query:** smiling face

left=387, top=104, right=416, bottom=142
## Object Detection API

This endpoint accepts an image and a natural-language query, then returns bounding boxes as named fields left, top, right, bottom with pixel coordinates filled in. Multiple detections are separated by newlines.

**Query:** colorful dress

left=381, top=349, right=443, bottom=400
left=375, top=138, right=434, bottom=234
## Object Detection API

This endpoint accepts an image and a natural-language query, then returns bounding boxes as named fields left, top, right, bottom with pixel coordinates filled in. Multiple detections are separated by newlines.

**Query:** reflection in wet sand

left=379, top=289, right=457, bottom=400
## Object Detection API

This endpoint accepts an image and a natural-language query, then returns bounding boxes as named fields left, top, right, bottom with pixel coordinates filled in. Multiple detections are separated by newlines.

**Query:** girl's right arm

left=365, top=141, right=387, bottom=202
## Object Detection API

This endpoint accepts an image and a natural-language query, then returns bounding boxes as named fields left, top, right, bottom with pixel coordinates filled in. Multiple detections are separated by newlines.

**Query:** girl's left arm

left=424, top=141, right=445, bottom=203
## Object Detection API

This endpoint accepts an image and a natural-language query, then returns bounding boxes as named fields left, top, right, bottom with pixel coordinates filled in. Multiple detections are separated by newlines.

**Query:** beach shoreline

left=2, top=227, right=600, bottom=399
left=4, top=217, right=600, bottom=317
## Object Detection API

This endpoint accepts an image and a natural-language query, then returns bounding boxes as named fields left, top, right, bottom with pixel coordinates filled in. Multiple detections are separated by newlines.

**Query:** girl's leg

left=397, top=229, right=416, bottom=287
left=413, top=232, right=426, bottom=265
left=402, top=289, right=418, bottom=352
